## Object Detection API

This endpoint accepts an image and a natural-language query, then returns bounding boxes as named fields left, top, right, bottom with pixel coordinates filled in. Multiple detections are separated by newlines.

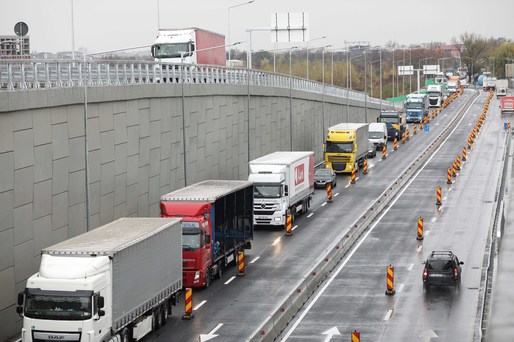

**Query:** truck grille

left=254, top=210, right=276, bottom=215
left=254, top=203, right=279, bottom=211
left=255, top=217, right=273, bottom=224
left=328, top=156, right=350, bottom=162
left=332, top=162, right=347, bottom=172
left=33, top=331, right=81, bottom=342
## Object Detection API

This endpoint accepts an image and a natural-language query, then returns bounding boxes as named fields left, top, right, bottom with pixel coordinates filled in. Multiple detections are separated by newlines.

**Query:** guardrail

left=0, top=59, right=399, bottom=108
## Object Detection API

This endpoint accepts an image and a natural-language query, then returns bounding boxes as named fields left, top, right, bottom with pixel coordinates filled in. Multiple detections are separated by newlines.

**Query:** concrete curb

left=248, top=90, right=479, bottom=342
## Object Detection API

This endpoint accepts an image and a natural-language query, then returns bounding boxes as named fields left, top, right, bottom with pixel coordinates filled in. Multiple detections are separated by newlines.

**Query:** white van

left=368, top=122, right=388, bottom=148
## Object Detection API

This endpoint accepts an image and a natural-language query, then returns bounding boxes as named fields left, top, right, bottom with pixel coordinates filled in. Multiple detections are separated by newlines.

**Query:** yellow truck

left=325, top=123, right=369, bottom=173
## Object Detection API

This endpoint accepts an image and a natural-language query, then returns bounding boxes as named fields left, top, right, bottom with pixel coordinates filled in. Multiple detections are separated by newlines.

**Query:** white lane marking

left=224, top=276, right=236, bottom=285
left=321, top=202, right=327, bottom=207
left=334, top=193, right=340, bottom=197
left=345, top=184, right=350, bottom=188
left=249, top=256, right=260, bottom=264
left=355, top=177, right=360, bottom=181
left=193, top=300, right=207, bottom=311
left=292, top=225, right=299, bottom=231
left=307, top=213, right=314, bottom=218
left=425, top=230, right=431, bottom=236
left=369, top=164, right=375, bottom=169
left=431, top=217, right=436, bottom=223
left=209, top=323, right=224, bottom=335
left=398, top=283, right=405, bottom=293
left=408, top=263, right=414, bottom=271
left=384, top=309, right=394, bottom=321
left=417, top=245, right=423, bottom=252
left=448, top=187, right=453, bottom=192
left=272, top=237, right=281, bottom=246
left=443, top=196, right=448, bottom=200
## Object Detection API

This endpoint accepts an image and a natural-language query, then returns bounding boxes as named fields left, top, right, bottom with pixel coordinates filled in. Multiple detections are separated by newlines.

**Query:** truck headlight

left=274, top=217, right=282, bottom=222
left=194, top=271, right=200, bottom=283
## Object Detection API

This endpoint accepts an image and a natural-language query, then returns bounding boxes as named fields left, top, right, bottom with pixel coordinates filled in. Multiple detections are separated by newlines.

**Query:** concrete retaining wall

left=0, top=83, right=384, bottom=340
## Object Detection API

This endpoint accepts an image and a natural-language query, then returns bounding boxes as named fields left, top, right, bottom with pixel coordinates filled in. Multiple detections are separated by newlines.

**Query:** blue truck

left=377, top=110, right=406, bottom=140
left=405, top=93, right=429, bottom=123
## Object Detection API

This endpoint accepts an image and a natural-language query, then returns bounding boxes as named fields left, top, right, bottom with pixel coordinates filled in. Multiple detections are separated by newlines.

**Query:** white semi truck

left=426, top=84, right=443, bottom=108
left=17, top=218, right=183, bottom=342
left=249, top=151, right=315, bottom=227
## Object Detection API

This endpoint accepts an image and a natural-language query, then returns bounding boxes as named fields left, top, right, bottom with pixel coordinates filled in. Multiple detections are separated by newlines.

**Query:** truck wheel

left=153, top=307, right=162, bottom=330
left=121, top=328, right=130, bottom=342
left=161, top=302, right=169, bottom=325
left=204, top=269, right=211, bottom=288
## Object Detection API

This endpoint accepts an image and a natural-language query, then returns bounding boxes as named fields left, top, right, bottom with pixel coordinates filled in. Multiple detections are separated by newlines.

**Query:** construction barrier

left=182, top=288, right=194, bottom=320
left=436, top=186, right=442, bottom=206
left=406, top=128, right=410, bottom=140
left=363, top=159, right=368, bottom=174
left=452, top=161, right=457, bottom=177
left=417, top=216, right=424, bottom=240
left=351, top=168, right=357, bottom=184
left=509, top=123, right=511, bottom=132
left=401, top=132, right=405, bottom=144
left=420, top=122, right=423, bottom=131
left=382, top=145, right=387, bottom=160
left=327, top=183, right=333, bottom=201
left=393, top=138, right=398, bottom=151
left=237, top=251, right=245, bottom=276
left=413, top=124, right=417, bottom=134
left=447, top=168, right=452, bottom=184
left=285, top=212, right=293, bottom=236
left=462, top=147, right=467, bottom=161
left=385, top=265, right=396, bottom=295
left=456, top=156, right=461, bottom=171
left=351, top=330, right=361, bottom=342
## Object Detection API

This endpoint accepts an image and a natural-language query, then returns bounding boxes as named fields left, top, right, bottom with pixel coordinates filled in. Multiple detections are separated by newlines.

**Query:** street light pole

left=228, top=0, right=255, bottom=64
left=306, top=35, right=327, bottom=80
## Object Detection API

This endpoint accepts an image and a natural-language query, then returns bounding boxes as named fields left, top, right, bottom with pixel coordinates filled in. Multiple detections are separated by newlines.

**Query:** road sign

left=398, top=65, right=414, bottom=76
left=424, top=124, right=430, bottom=133
left=14, top=22, right=29, bottom=37
left=504, top=122, right=509, bottom=131
left=423, top=65, right=440, bottom=75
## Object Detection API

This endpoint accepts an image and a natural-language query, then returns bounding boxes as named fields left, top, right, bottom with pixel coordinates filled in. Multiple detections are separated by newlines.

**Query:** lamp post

left=486, top=56, right=495, bottom=78
left=370, top=58, right=381, bottom=98
left=462, top=56, right=473, bottom=85
left=396, top=59, right=406, bottom=96
left=306, top=35, right=327, bottom=79
left=289, top=46, right=299, bottom=150
left=71, top=0, right=76, bottom=60
left=321, top=45, right=332, bottom=136
left=437, top=57, right=451, bottom=76
left=228, top=0, right=255, bottom=64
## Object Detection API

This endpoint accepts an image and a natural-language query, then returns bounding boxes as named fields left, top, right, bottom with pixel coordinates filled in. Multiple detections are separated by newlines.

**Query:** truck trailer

left=151, top=27, right=226, bottom=66
left=500, top=96, right=514, bottom=115
left=249, top=151, right=314, bottom=227
left=496, top=79, right=508, bottom=98
left=17, top=218, right=183, bottom=342
left=325, top=123, right=369, bottom=173
left=160, top=180, right=254, bottom=288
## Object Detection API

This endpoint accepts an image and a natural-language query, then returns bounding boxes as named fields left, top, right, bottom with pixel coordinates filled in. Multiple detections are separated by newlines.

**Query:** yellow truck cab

left=325, top=123, right=369, bottom=173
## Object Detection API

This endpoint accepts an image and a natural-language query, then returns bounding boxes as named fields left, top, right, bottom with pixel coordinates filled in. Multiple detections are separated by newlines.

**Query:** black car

left=314, top=168, right=337, bottom=188
left=367, top=141, right=377, bottom=158
left=422, top=251, right=463, bottom=290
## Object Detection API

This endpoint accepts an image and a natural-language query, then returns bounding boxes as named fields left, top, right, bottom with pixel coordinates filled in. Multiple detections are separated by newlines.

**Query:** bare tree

left=452, top=32, right=493, bottom=80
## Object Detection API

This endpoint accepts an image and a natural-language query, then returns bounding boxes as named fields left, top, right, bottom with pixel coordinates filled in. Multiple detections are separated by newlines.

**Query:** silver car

left=314, top=168, right=337, bottom=188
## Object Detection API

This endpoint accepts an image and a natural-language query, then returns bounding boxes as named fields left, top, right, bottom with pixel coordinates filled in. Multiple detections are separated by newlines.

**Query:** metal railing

left=0, top=59, right=394, bottom=106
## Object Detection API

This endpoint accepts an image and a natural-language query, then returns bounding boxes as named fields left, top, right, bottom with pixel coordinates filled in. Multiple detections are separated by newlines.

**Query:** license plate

left=429, top=274, right=444, bottom=277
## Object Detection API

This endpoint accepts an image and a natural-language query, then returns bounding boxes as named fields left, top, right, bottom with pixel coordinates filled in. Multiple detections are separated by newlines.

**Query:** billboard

left=270, top=12, right=309, bottom=43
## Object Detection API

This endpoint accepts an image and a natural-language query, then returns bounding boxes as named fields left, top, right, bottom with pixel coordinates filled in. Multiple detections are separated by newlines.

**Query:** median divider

left=248, top=90, right=480, bottom=342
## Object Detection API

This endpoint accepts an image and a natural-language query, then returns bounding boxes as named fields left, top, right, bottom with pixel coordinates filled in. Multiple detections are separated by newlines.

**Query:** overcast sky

left=2, top=0, right=513, bottom=55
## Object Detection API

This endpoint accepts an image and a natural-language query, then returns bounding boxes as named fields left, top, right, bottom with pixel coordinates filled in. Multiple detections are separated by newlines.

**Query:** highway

left=279, top=91, right=508, bottom=341
left=142, top=89, right=504, bottom=342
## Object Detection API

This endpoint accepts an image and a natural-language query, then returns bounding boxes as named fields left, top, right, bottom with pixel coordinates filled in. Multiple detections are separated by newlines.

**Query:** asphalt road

left=146, top=89, right=481, bottom=342
left=279, top=91, right=508, bottom=341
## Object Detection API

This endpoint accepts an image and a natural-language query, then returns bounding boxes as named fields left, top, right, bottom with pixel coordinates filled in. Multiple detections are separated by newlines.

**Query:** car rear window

left=315, top=170, right=332, bottom=176
left=427, top=259, right=453, bottom=270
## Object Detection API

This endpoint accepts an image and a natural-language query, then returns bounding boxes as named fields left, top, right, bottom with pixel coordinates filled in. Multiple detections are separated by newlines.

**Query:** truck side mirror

left=151, top=45, right=158, bottom=58
left=17, top=292, right=24, bottom=306
left=98, top=309, right=105, bottom=317
left=205, top=234, right=211, bottom=246
left=98, top=296, right=105, bottom=309
left=16, top=306, right=23, bottom=316
left=376, top=117, right=379, bottom=122
left=284, top=185, right=289, bottom=196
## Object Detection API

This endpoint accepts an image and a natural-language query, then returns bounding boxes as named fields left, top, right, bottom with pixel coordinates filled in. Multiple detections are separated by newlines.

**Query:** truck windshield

left=379, top=117, right=399, bottom=124
left=428, top=92, right=440, bottom=96
left=182, top=223, right=201, bottom=250
left=406, top=103, right=422, bottom=109
left=254, top=184, right=281, bottom=198
left=369, top=131, right=383, bottom=139
left=154, top=43, right=193, bottom=58
left=326, top=141, right=353, bottom=153
left=24, top=289, right=92, bottom=321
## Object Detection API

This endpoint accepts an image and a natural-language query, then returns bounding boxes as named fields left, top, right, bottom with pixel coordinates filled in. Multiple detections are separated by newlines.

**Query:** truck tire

left=161, top=302, right=169, bottom=325
left=204, top=269, right=211, bottom=288
left=121, top=328, right=130, bottom=342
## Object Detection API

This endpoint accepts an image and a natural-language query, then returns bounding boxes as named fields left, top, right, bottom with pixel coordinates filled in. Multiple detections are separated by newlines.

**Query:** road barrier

left=382, top=145, right=387, bottom=160
left=452, top=161, right=457, bottom=177
left=456, top=156, right=461, bottom=171
left=285, top=213, right=293, bottom=236
left=363, top=159, right=368, bottom=175
left=248, top=90, right=479, bottom=342
left=436, top=186, right=442, bottom=206
left=447, top=167, right=453, bottom=185
left=462, top=147, right=467, bottom=161
left=352, top=330, right=361, bottom=342
left=402, top=132, right=406, bottom=144
left=385, top=265, right=396, bottom=295
left=406, top=128, right=410, bottom=140
left=182, top=288, right=194, bottom=320
left=351, top=168, right=357, bottom=184
left=414, top=124, right=417, bottom=135
left=327, top=183, right=333, bottom=202
left=393, top=138, right=398, bottom=151
left=417, top=216, right=424, bottom=240
left=237, top=251, right=245, bottom=276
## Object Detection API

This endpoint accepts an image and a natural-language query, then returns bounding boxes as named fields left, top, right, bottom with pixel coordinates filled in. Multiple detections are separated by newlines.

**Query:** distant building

left=437, top=44, right=461, bottom=58
left=0, top=35, right=30, bottom=59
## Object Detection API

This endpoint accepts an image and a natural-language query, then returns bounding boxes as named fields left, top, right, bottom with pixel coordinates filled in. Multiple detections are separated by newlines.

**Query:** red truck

left=151, top=27, right=226, bottom=66
left=500, top=96, right=514, bottom=115
left=160, top=180, right=254, bottom=288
